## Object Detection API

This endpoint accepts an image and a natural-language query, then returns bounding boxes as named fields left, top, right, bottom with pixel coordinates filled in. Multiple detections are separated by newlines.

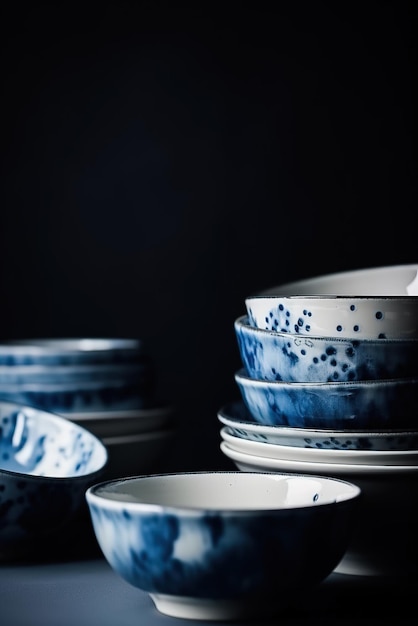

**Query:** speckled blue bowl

left=234, top=316, right=418, bottom=382
left=86, top=471, right=360, bottom=621
left=0, top=401, right=108, bottom=559
left=234, top=368, right=418, bottom=430
left=245, top=295, right=418, bottom=340
left=0, top=375, right=156, bottom=414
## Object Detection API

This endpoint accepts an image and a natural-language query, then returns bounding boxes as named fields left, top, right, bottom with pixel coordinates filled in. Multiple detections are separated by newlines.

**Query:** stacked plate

left=0, top=338, right=176, bottom=479
left=219, top=263, right=418, bottom=579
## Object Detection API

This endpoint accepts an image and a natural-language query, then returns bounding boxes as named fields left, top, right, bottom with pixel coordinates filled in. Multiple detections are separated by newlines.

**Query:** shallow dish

left=0, top=400, right=108, bottom=560
left=86, top=471, right=360, bottom=620
left=218, top=401, right=418, bottom=451
left=245, top=295, right=418, bottom=340
left=220, top=442, right=418, bottom=579
left=235, top=368, right=418, bottom=430
left=234, top=315, right=418, bottom=382
left=220, top=427, right=418, bottom=465
left=259, top=263, right=418, bottom=296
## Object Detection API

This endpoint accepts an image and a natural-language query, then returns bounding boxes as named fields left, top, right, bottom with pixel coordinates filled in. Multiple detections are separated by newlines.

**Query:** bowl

left=86, top=471, right=360, bottom=620
left=234, top=368, right=418, bottom=430
left=245, top=295, right=418, bottom=340
left=0, top=400, right=108, bottom=560
left=258, top=263, right=418, bottom=296
left=220, top=427, right=418, bottom=465
left=0, top=376, right=156, bottom=413
left=234, top=315, right=418, bottom=382
left=0, top=338, right=150, bottom=366
left=220, top=443, right=418, bottom=579
left=0, top=361, right=154, bottom=386
left=218, top=401, right=418, bottom=451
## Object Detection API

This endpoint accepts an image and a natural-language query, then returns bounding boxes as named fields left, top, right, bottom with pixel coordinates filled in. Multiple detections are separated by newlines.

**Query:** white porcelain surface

left=220, top=427, right=418, bottom=466
left=259, top=263, right=418, bottom=296
left=218, top=401, right=418, bottom=451
left=220, top=443, right=418, bottom=579
left=220, top=441, right=418, bottom=475
left=245, top=295, right=418, bottom=339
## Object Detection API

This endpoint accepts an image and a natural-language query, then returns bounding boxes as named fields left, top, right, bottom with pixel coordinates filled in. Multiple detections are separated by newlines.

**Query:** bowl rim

left=85, top=470, right=361, bottom=512
left=235, top=314, right=418, bottom=344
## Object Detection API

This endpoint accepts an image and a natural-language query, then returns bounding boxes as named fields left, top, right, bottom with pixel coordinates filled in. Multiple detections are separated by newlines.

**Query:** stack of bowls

left=0, top=338, right=176, bottom=479
left=219, top=263, right=418, bottom=579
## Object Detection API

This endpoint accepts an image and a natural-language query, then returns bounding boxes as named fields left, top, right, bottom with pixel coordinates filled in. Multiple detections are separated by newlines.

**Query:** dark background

left=1, top=1, right=417, bottom=470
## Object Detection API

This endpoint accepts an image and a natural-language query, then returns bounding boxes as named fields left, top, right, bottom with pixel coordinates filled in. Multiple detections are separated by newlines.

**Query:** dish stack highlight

left=220, top=263, right=418, bottom=579
left=0, top=338, right=176, bottom=480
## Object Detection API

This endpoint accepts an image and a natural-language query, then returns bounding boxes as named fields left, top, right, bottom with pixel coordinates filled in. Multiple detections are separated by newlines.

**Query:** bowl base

left=150, top=593, right=284, bottom=621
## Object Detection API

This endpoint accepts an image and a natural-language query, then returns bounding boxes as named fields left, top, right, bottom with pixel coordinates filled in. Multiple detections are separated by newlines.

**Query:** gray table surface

left=1, top=541, right=417, bottom=626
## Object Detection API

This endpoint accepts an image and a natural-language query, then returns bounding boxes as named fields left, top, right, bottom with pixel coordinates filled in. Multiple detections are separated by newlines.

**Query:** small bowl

left=220, top=444, right=418, bottom=579
left=69, top=404, right=175, bottom=438
left=259, top=263, right=418, bottom=296
left=218, top=401, right=418, bottom=451
left=234, top=316, right=418, bottom=382
left=0, top=361, right=154, bottom=386
left=245, top=295, right=418, bottom=340
left=0, top=400, right=108, bottom=560
left=86, top=471, right=360, bottom=620
left=234, top=368, right=418, bottom=430
left=0, top=376, right=156, bottom=413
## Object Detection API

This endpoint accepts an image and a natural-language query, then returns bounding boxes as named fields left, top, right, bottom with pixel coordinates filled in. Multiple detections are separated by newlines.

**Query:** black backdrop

left=1, top=1, right=417, bottom=470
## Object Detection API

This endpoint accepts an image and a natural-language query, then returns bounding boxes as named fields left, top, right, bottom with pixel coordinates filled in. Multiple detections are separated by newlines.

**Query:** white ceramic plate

left=220, top=427, right=418, bottom=466
left=220, top=441, right=418, bottom=475
left=217, top=402, right=418, bottom=451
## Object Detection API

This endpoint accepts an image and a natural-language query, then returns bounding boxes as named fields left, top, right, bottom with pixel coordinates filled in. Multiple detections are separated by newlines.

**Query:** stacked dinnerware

left=219, top=263, right=418, bottom=579
left=0, top=338, right=176, bottom=479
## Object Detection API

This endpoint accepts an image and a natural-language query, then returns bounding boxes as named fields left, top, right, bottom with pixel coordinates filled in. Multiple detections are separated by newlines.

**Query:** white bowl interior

left=91, top=471, right=360, bottom=509
left=259, top=264, right=418, bottom=296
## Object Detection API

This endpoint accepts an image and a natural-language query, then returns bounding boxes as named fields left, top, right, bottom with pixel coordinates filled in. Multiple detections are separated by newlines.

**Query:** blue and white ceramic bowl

left=0, top=338, right=150, bottom=367
left=234, top=316, right=418, bottom=382
left=245, top=295, right=418, bottom=340
left=259, top=263, right=418, bottom=297
left=0, top=361, right=154, bottom=386
left=217, top=401, right=418, bottom=451
left=0, top=401, right=108, bottom=559
left=234, top=368, right=418, bottom=430
left=86, top=471, right=360, bottom=621
left=0, top=376, right=156, bottom=414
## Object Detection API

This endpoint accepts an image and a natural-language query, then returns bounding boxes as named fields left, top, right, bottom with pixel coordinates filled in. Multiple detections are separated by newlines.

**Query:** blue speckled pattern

left=234, top=368, right=418, bottom=429
left=86, top=473, right=360, bottom=602
left=234, top=315, right=418, bottom=382
left=245, top=296, right=418, bottom=340
left=0, top=377, right=155, bottom=413
left=0, top=401, right=108, bottom=554
left=217, top=401, right=418, bottom=451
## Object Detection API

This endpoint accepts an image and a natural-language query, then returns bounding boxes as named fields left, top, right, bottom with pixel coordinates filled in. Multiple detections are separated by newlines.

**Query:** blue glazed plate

left=218, top=401, right=418, bottom=451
